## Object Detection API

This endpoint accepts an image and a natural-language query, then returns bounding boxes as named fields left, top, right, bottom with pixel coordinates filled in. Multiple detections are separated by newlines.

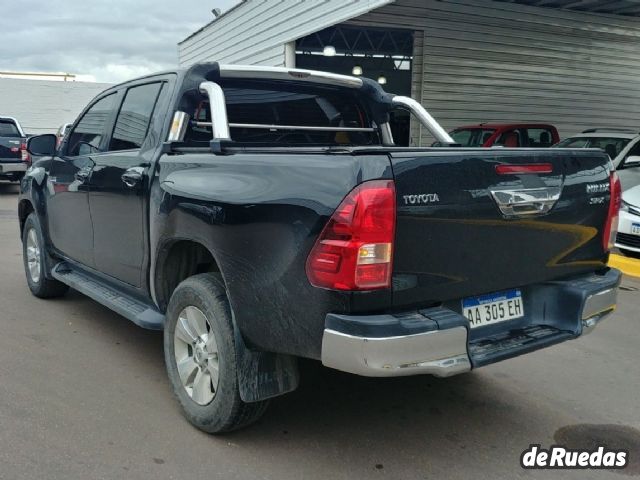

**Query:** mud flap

left=234, top=326, right=300, bottom=403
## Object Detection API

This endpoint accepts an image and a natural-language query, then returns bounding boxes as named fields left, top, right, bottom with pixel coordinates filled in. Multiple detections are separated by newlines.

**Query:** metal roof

left=493, top=0, right=640, bottom=16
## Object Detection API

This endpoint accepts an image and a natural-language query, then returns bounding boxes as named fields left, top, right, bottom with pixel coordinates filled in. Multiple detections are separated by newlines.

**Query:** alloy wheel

left=25, top=228, right=41, bottom=284
left=173, top=306, right=220, bottom=405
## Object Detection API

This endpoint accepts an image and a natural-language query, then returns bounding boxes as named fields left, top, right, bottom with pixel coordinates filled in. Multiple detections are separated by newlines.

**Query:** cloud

left=0, top=0, right=239, bottom=83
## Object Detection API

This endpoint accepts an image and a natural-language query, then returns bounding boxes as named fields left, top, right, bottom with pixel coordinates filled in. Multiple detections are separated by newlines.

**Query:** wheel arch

left=153, top=237, right=223, bottom=313
left=18, top=199, right=35, bottom=238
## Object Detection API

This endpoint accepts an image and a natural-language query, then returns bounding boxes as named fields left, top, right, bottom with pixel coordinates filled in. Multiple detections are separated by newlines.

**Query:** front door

left=88, top=81, right=165, bottom=287
left=47, top=93, right=118, bottom=267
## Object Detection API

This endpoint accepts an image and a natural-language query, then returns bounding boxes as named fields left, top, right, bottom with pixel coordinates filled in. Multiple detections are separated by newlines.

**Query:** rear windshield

left=554, top=136, right=632, bottom=158
left=184, top=80, right=378, bottom=147
left=0, top=119, right=21, bottom=137
left=450, top=128, right=495, bottom=147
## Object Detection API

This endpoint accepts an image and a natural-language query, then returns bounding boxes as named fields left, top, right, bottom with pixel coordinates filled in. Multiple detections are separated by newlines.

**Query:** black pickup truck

left=20, top=63, right=621, bottom=433
left=0, top=116, right=28, bottom=182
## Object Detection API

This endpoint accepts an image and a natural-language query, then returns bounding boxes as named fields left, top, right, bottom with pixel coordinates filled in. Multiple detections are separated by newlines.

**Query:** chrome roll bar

left=391, top=96, right=455, bottom=145
left=199, top=81, right=230, bottom=141
left=192, top=81, right=454, bottom=149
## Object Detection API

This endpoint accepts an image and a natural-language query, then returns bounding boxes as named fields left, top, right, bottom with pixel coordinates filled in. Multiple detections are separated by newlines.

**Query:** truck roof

left=105, top=63, right=364, bottom=92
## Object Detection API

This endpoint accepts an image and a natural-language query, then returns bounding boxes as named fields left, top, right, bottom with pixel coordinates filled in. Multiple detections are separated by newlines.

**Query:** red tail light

left=496, top=163, right=553, bottom=175
left=306, top=180, right=396, bottom=291
left=20, top=143, right=30, bottom=164
left=603, top=171, right=622, bottom=252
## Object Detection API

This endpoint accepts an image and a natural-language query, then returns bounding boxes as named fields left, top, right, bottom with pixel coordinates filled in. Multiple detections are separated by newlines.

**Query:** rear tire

left=619, top=248, right=640, bottom=259
left=164, top=273, right=269, bottom=433
left=22, top=213, right=69, bottom=298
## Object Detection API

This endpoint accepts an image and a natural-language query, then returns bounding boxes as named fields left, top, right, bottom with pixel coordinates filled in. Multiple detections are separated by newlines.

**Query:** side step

left=52, top=262, right=165, bottom=330
left=469, top=325, right=574, bottom=368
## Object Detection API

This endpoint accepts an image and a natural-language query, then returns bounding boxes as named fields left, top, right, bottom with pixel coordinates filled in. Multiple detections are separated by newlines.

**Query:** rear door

left=389, top=148, right=611, bottom=309
left=48, top=93, right=118, bottom=267
left=88, top=80, right=166, bottom=287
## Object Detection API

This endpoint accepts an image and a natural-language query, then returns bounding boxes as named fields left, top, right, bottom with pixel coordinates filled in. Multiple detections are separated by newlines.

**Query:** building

left=178, top=0, right=640, bottom=146
left=0, top=77, right=111, bottom=135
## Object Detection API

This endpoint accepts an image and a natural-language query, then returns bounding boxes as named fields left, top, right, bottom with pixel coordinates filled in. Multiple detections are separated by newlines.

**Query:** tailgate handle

left=490, top=187, right=561, bottom=218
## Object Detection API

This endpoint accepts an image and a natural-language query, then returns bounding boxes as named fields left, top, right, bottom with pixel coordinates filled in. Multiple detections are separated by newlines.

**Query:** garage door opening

left=296, top=25, right=413, bottom=146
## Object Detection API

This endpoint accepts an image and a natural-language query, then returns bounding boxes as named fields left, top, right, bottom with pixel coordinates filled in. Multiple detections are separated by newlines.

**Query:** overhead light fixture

left=323, top=45, right=336, bottom=57
left=377, top=74, right=387, bottom=85
left=352, top=65, right=363, bottom=76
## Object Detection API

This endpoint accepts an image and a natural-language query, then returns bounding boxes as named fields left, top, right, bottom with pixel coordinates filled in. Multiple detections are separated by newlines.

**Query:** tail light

left=495, top=163, right=553, bottom=175
left=20, top=143, right=30, bottom=164
left=306, top=180, right=396, bottom=291
left=603, top=171, right=622, bottom=252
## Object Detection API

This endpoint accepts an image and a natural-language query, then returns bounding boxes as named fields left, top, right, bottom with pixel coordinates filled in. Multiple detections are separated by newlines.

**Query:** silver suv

left=554, top=128, right=640, bottom=190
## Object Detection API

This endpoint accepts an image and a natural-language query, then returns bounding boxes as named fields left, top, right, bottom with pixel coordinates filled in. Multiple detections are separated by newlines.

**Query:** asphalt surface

left=0, top=180, right=638, bottom=480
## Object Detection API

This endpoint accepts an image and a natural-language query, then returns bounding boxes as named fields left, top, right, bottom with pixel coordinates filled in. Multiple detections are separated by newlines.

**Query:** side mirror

left=624, top=155, right=640, bottom=168
left=27, top=134, right=57, bottom=156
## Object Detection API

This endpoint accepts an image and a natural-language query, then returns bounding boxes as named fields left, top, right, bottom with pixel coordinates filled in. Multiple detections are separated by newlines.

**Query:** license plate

left=463, top=289, right=524, bottom=329
left=632, top=223, right=640, bottom=235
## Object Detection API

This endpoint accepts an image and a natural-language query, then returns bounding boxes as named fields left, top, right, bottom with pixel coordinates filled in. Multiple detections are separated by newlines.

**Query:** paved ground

left=0, top=181, right=638, bottom=480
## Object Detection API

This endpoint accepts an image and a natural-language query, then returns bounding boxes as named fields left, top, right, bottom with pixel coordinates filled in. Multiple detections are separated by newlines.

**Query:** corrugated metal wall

left=178, top=0, right=393, bottom=68
left=352, top=0, right=640, bottom=144
left=0, top=78, right=111, bottom=134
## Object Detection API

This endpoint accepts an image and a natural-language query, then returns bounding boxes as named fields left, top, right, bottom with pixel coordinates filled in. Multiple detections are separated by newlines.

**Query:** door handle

left=74, top=168, right=91, bottom=183
left=121, top=166, right=146, bottom=189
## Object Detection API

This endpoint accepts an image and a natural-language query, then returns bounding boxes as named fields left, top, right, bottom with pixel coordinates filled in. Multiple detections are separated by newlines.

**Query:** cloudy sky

left=0, top=0, right=238, bottom=83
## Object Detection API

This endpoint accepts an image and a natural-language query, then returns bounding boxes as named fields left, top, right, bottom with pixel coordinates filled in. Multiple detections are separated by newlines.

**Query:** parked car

left=55, top=123, right=72, bottom=147
left=445, top=123, right=560, bottom=148
left=553, top=128, right=640, bottom=190
left=616, top=184, right=640, bottom=257
left=20, top=64, right=620, bottom=433
left=0, top=116, right=29, bottom=182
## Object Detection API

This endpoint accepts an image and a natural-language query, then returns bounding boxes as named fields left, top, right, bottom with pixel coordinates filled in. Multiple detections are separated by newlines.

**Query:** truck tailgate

left=389, top=148, right=611, bottom=309
left=0, top=137, right=22, bottom=161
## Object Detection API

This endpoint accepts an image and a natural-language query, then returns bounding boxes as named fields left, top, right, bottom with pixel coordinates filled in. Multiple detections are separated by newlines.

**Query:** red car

left=447, top=123, right=560, bottom=148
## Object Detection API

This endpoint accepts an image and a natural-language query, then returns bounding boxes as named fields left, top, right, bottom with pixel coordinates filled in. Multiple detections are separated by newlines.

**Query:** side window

left=622, top=140, right=640, bottom=168
left=109, top=83, right=163, bottom=151
left=67, top=94, right=117, bottom=156
left=496, top=129, right=522, bottom=147
left=528, top=128, right=554, bottom=147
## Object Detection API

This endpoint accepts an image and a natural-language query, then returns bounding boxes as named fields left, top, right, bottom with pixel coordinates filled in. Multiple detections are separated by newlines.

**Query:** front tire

left=164, top=273, right=269, bottom=433
left=22, top=213, right=69, bottom=298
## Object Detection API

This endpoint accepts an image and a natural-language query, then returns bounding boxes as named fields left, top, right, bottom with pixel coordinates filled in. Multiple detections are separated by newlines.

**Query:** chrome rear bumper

left=321, top=269, right=620, bottom=377
left=0, top=162, right=26, bottom=174
left=322, top=327, right=470, bottom=378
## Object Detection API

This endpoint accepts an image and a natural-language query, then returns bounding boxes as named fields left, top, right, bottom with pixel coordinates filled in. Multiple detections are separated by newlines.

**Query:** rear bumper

left=0, top=161, right=27, bottom=175
left=321, top=269, right=621, bottom=377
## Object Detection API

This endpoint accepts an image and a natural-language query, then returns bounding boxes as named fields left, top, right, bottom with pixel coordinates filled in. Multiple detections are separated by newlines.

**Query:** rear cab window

left=0, top=119, right=21, bottom=137
left=184, top=80, right=379, bottom=147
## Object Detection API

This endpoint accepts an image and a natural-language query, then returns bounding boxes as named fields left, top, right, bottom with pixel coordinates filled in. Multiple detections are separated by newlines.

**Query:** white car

left=554, top=128, right=640, bottom=191
left=616, top=184, right=640, bottom=258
